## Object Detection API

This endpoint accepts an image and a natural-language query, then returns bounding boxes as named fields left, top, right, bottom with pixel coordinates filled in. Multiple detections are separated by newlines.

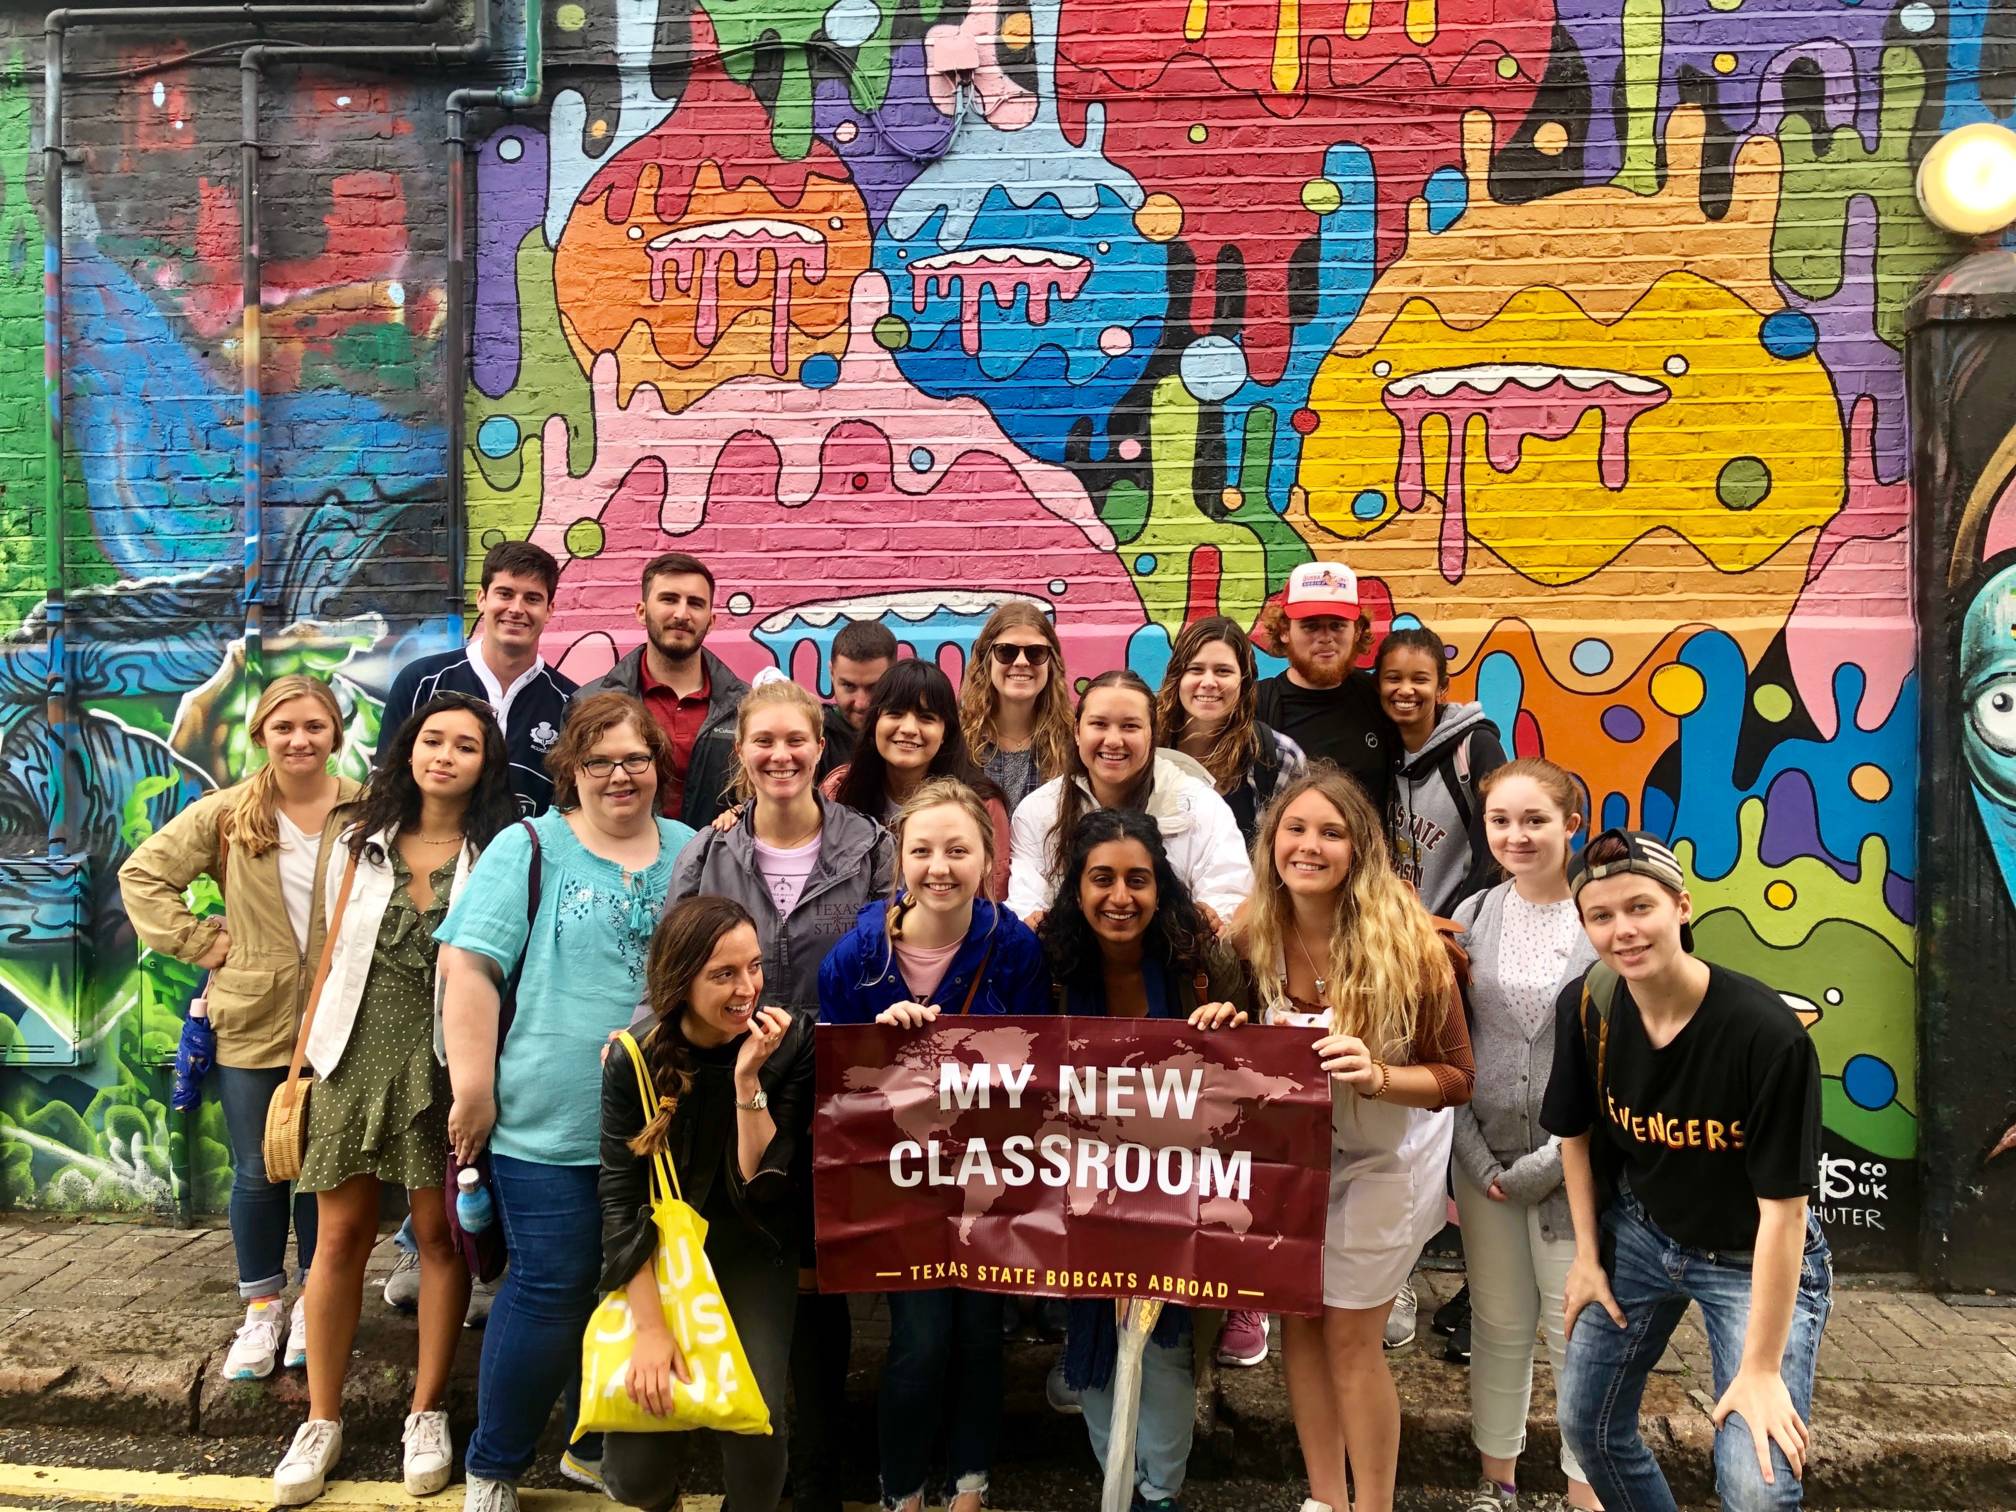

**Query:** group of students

left=117, top=545, right=1830, bottom=1512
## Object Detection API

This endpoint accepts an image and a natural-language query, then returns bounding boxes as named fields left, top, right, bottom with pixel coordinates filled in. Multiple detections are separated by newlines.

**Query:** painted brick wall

left=3, top=0, right=2010, bottom=1268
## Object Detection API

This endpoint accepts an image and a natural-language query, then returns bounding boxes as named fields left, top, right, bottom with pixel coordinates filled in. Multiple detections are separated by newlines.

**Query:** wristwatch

left=735, top=1089, right=769, bottom=1112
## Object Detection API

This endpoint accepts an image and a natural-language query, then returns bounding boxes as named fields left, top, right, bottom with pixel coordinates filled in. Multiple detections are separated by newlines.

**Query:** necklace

left=407, top=832, right=462, bottom=846
left=1290, top=927, right=1328, bottom=1000
left=757, top=811, right=822, bottom=850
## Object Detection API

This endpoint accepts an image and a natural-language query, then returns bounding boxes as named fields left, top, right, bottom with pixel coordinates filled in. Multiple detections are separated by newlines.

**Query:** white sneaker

left=559, top=1447, right=608, bottom=1494
left=463, top=1475, right=520, bottom=1512
left=1299, top=1503, right=1335, bottom=1512
left=384, top=1250, right=422, bottom=1311
left=273, top=1418, right=343, bottom=1506
left=223, top=1299, right=287, bottom=1380
left=285, top=1294, right=310, bottom=1369
left=464, top=1277, right=497, bottom=1330
left=402, top=1410, right=453, bottom=1496
left=1043, top=1359, right=1083, bottom=1415
left=1382, top=1281, right=1417, bottom=1353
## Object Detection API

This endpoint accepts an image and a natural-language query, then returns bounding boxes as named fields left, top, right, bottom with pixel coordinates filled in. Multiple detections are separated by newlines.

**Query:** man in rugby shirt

left=378, top=541, right=577, bottom=815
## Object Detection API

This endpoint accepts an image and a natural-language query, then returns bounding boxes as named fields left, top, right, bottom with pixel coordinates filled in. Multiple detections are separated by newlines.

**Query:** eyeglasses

left=580, top=754, right=656, bottom=778
left=990, top=642, right=1052, bottom=668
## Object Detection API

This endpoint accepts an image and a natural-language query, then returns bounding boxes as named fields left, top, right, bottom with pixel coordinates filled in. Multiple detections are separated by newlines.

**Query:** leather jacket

left=596, top=1009, right=816, bottom=1295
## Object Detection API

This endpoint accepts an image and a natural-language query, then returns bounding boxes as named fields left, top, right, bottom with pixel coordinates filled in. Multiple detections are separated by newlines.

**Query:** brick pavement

left=2, top=1214, right=2014, bottom=1505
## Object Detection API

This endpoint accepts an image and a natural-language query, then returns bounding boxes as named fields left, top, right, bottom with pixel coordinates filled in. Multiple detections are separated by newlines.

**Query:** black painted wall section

left=1909, top=249, right=2016, bottom=1294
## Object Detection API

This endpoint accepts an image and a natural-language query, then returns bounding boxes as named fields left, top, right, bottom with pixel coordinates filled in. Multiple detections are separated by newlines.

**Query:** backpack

left=1578, top=960, right=1623, bottom=1095
left=1439, top=731, right=1476, bottom=835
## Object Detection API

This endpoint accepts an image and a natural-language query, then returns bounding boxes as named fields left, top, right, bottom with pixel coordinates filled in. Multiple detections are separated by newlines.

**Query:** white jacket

left=304, top=827, right=476, bottom=1079
left=1006, top=750, right=1255, bottom=919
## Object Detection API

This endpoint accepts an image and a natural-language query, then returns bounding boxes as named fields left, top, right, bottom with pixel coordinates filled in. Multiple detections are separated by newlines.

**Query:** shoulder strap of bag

left=954, top=945, right=995, bottom=1015
left=1440, top=733, right=1475, bottom=835
left=277, top=849, right=361, bottom=1120
left=618, top=1028, right=685, bottom=1207
left=1580, top=961, right=1621, bottom=1096
left=496, top=818, right=543, bottom=1051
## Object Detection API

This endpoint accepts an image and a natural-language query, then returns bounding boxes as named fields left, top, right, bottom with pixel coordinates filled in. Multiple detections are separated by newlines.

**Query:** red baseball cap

left=1283, top=560, right=1361, bottom=620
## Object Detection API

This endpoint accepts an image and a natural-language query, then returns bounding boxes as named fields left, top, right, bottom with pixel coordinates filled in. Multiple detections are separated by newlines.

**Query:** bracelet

left=1367, top=1058, right=1391, bottom=1101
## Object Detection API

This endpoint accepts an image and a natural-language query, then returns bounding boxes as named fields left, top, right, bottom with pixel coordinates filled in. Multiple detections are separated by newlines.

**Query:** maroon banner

left=813, top=1016, right=1333, bottom=1315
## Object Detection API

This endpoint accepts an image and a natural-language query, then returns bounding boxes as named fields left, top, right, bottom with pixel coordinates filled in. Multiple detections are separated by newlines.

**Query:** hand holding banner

left=813, top=1015, right=1333, bottom=1315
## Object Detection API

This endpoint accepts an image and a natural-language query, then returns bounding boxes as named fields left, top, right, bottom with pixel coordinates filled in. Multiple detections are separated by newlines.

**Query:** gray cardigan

left=667, top=796, right=894, bottom=1015
left=1450, top=880, right=1598, bottom=1244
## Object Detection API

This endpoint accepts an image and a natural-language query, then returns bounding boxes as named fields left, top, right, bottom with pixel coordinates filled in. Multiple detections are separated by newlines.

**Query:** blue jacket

left=817, top=898, right=1051, bottom=1024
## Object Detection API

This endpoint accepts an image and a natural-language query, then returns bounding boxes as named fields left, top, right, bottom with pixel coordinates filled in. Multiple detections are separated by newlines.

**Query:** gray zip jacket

left=1449, top=880, right=1598, bottom=1243
left=667, top=796, right=894, bottom=1015
left=1390, top=701, right=1505, bottom=916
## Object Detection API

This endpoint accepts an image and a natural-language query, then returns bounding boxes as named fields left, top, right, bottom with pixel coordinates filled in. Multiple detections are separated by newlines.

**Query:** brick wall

left=2, top=0, right=2008, bottom=1268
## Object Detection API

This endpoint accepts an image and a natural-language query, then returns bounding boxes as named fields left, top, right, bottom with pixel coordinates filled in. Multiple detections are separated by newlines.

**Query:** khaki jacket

left=118, top=778, right=363, bottom=1069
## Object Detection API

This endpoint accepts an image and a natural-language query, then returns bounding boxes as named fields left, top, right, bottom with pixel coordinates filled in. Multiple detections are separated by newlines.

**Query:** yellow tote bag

left=572, top=1031, right=773, bottom=1439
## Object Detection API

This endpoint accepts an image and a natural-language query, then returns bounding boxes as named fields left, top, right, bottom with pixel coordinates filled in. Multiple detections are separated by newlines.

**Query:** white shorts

left=1320, top=1103, right=1453, bottom=1311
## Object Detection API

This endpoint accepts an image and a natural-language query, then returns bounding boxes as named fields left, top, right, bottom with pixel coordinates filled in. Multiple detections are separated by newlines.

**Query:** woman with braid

left=596, top=895, right=814, bottom=1511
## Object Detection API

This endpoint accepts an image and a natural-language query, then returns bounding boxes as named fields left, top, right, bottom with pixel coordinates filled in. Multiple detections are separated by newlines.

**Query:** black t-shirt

left=1540, top=963, right=1822, bottom=1252
left=1255, top=671, right=1393, bottom=808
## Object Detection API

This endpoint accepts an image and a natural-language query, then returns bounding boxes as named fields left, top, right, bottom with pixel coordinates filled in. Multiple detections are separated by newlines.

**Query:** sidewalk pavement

left=2, top=1215, right=2013, bottom=1507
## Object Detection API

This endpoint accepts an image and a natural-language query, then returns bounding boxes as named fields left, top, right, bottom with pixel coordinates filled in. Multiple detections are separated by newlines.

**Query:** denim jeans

left=213, top=1064, right=318, bottom=1299
left=1081, top=1333, right=1196, bottom=1503
left=878, top=1289, right=1004, bottom=1507
left=465, top=1154, right=603, bottom=1482
left=1558, top=1191, right=1832, bottom=1512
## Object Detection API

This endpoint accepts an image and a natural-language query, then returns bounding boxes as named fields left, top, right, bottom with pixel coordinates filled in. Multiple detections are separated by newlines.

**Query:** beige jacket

left=118, top=778, right=363, bottom=1069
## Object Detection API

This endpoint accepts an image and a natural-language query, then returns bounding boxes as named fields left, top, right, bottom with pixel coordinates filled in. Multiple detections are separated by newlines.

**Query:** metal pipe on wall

left=445, top=0, right=544, bottom=618
left=39, top=0, right=456, bottom=844
left=238, top=0, right=495, bottom=661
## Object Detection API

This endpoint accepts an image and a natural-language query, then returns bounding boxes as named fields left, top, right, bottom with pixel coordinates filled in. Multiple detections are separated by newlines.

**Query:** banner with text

left=813, top=1016, right=1333, bottom=1315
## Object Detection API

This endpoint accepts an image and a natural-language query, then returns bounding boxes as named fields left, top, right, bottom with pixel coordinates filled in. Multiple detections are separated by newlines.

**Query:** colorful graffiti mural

left=4, top=0, right=2005, bottom=1265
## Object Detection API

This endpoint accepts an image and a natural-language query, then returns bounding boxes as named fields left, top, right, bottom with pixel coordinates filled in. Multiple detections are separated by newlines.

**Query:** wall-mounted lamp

left=1916, top=122, right=2016, bottom=239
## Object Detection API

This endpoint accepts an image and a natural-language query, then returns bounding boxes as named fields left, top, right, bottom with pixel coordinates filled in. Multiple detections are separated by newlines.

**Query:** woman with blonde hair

left=958, top=602, right=1074, bottom=812
left=1236, top=765, right=1475, bottom=1512
left=119, top=675, right=363, bottom=1383
left=670, top=673, right=894, bottom=1512
left=1157, top=614, right=1306, bottom=845
left=819, top=778, right=1049, bottom=1512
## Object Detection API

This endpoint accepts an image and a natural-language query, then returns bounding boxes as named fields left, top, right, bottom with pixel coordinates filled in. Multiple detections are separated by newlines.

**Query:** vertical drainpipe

left=445, top=0, right=543, bottom=622
left=40, top=18, right=69, bottom=855
left=239, top=52, right=267, bottom=685
left=237, top=0, right=493, bottom=672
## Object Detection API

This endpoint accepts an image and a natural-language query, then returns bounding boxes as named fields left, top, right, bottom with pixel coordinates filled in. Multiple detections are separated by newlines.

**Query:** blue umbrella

left=170, top=990, right=215, bottom=1111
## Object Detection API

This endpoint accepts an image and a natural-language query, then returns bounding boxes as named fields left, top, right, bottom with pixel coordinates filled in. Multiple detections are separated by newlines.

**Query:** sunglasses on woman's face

left=990, top=642, right=1052, bottom=668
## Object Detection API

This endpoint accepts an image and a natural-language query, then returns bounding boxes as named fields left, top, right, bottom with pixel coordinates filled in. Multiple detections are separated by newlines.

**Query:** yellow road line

left=0, top=1465, right=904, bottom=1512
left=0, top=1464, right=612, bottom=1511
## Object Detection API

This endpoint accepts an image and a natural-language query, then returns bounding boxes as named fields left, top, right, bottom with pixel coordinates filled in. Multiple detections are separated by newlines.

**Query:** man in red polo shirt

left=578, top=551, right=750, bottom=823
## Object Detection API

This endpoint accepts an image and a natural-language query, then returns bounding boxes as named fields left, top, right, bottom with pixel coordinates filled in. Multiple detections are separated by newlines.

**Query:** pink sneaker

left=1216, top=1309, right=1269, bottom=1366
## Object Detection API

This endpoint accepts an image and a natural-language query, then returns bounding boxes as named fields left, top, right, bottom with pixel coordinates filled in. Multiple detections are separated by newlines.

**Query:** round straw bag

left=263, top=852, right=358, bottom=1183
left=262, top=1072, right=316, bottom=1182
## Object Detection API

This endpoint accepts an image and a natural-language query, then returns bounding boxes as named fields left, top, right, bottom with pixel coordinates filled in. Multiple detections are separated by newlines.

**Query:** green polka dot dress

left=300, top=850, right=457, bottom=1194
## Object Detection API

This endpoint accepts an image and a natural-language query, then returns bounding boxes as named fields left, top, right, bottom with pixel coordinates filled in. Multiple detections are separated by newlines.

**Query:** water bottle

left=455, top=1167, right=494, bottom=1233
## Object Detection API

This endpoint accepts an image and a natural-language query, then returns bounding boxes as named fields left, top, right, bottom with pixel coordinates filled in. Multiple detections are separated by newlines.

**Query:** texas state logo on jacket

left=817, top=898, right=1053, bottom=1024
